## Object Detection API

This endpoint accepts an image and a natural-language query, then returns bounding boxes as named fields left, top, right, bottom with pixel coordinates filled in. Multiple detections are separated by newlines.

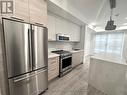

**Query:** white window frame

left=93, top=32, right=125, bottom=57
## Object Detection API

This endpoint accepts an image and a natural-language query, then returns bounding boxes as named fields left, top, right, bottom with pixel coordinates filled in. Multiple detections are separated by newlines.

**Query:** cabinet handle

left=11, top=17, right=24, bottom=21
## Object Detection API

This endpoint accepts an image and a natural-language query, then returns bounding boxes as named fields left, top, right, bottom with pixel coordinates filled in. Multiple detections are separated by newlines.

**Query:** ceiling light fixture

left=105, top=0, right=116, bottom=30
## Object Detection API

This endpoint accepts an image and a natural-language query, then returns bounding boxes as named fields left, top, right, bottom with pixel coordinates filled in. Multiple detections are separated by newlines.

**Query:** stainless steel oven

left=60, top=54, right=72, bottom=77
left=51, top=50, right=72, bottom=77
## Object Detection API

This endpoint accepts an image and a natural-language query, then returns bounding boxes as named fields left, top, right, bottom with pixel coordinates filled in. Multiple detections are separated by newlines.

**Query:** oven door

left=61, top=56, right=72, bottom=72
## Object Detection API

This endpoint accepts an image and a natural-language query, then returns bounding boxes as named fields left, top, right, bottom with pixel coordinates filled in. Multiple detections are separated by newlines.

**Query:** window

left=94, top=32, right=124, bottom=56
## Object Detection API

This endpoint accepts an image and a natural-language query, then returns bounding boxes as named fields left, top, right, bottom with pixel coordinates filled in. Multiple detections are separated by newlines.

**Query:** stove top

left=51, top=50, right=72, bottom=56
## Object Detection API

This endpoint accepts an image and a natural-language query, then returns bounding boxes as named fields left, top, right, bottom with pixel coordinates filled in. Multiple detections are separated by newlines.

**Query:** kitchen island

left=88, top=54, right=127, bottom=95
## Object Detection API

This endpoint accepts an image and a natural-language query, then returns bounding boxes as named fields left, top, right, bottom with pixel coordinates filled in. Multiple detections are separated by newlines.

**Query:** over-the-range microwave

left=56, top=34, right=70, bottom=41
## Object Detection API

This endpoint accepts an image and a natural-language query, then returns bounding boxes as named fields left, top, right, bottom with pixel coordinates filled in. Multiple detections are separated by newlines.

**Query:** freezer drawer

left=8, top=69, right=48, bottom=95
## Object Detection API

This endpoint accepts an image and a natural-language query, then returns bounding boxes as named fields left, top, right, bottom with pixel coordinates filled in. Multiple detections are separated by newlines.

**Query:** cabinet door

left=55, top=17, right=65, bottom=34
left=1, top=0, right=29, bottom=22
left=48, top=57, right=59, bottom=81
left=14, top=0, right=29, bottom=22
left=72, top=52, right=84, bottom=68
left=47, top=14, right=56, bottom=40
left=74, top=25, right=80, bottom=41
left=69, top=23, right=80, bottom=42
left=29, top=0, right=47, bottom=26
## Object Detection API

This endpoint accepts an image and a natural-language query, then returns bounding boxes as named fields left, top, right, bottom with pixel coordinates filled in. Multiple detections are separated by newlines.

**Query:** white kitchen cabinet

left=72, top=51, right=84, bottom=68
left=68, top=22, right=80, bottom=42
left=55, top=17, right=66, bottom=34
left=55, top=17, right=80, bottom=42
left=29, top=0, right=47, bottom=26
left=48, top=57, right=59, bottom=81
left=48, top=13, right=81, bottom=42
left=47, top=15, right=56, bottom=40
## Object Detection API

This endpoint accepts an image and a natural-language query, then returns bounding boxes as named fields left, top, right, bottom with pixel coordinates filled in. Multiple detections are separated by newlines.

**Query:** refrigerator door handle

left=31, top=29, right=35, bottom=68
left=13, top=69, right=47, bottom=83
left=28, top=28, right=33, bottom=69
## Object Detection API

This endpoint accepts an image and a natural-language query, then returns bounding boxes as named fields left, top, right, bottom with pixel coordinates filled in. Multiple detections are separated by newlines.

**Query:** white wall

left=74, top=26, right=85, bottom=49
left=84, top=26, right=95, bottom=56
left=48, top=41, right=76, bottom=52
left=123, top=31, right=127, bottom=60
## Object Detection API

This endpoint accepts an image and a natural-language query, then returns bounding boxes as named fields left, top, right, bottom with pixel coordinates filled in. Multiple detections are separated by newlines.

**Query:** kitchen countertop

left=70, top=49, right=84, bottom=53
left=89, top=54, right=127, bottom=95
left=48, top=49, right=84, bottom=58
left=48, top=53, right=60, bottom=59
left=91, top=54, right=127, bottom=65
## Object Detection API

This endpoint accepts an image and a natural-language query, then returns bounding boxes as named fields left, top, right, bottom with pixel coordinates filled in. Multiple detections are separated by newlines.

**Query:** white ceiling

left=68, top=0, right=127, bottom=31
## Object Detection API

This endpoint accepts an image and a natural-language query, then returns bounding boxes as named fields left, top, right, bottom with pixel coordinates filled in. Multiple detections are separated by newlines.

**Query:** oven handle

left=62, top=56, right=72, bottom=60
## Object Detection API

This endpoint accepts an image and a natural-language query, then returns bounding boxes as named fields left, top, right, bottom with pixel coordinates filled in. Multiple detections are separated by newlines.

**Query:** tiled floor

left=43, top=63, right=107, bottom=95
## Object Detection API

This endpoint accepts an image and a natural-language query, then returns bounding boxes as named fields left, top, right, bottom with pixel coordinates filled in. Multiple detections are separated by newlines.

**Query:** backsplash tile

left=48, top=41, right=77, bottom=52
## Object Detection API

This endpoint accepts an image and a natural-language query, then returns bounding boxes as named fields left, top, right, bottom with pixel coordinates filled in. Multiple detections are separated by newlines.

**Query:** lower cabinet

left=72, top=51, right=84, bottom=68
left=48, top=57, right=59, bottom=81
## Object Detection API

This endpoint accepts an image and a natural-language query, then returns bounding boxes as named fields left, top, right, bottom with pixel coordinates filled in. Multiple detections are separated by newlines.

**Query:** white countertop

left=70, top=50, right=84, bottom=53
left=48, top=49, right=84, bottom=58
left=48, top=53, right=60, bottom=59
left=91, top=54, right=127, bottom=65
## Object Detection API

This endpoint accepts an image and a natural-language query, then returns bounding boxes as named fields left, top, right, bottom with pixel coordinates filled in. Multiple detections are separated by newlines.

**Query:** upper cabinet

left=14, top=0, right=29, bottom=22
left=47, top=13, right=81, bottom=42
left=47, top=14, right=56, bottom=41
left=29, top=0, right=47, bottom=26
left=1, top=0, right=47, bottom=26
left=1, top=0, right=30, bottom=22
left=69, top=23, right=80, bottom=42
left=55, top=17, right=66, bottom=34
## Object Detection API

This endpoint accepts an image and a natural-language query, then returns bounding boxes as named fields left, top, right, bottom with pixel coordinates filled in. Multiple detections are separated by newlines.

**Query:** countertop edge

left=91, top=55, right=127, bottom=66
left=70, top=50, right=84, bottom=53
left=48, top=53, right=60, bottom=59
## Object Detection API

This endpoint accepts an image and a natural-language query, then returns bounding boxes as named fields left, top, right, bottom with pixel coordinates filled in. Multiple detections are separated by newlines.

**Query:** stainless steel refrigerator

left=2, top=18, right=48, bottom=95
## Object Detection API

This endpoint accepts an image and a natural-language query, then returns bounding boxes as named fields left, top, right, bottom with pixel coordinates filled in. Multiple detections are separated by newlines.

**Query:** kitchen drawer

left=48, top=67, right=59, bottom=81
left=48, top=57, right=58, bottom=63
left=48, top=57, right=59, bottom=69
left=48, top=63, right=58, bottom=71
left=48, top=57, right=59, bottom=81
